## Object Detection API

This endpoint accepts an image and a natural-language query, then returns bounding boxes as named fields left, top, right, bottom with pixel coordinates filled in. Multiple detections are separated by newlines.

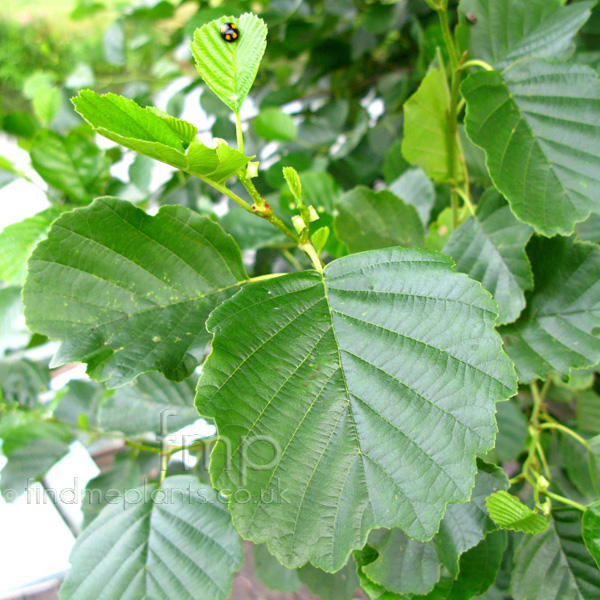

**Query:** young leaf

left=283, top=166, right=302, bottom=203
left=30, top=130, right=110, bottom=203
left=72, top=91, right=249, bottom=183
left=511, top=510, right=600, bottom=600
left=334, top=187, right=425, bottom=253
left=196, top=247, right=517, bottom=571
left=501, top=236, right=600, bottom=382
left=459, top=0, right=594, bottom=69
left=403, top=67, right=463, bottom=184
left=254, top=107, right=297, bottom=141
left=98, top=372, right=199, bottom=436
left=298, top=559, right=360, bottom=600
left=253, top=544, right=302, bottom=593
left=23, top=198, right=248, bottom=388
left=443, top=189, right=534, bottom=325
left=0, top=208, right=65, bottom=285
left=486, top=491, right=548, bottom=534
left=583, top=500, right=600, bottom=568
left=59, top=476, right=244, bottom=600
left=462, top=59, right=600, bottom=237
left=191, top=13, right=267, bottom=114
left=388, top=167, right=435, bottom=226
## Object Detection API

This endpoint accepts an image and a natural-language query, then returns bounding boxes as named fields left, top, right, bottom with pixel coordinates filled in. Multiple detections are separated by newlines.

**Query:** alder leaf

left=0, top=207, right=65, bottom=285
left=98, top=371, right=199, bottom=435
left=23, top=197, right=248, bottom=388
left=59, top=476, right=244, bottom=600
left=443, top=189, right=534, bottom=325
left=511, top=510, right=600, bottom=600
left=334, top=187, right=425, bottom=253
left=583, top=500, right=600, bottom=568
left=298, top=560, right=360, bottom=600
left=388, top=167, right=435, bottom=227
left=253, top=544, right=302, bottom=593
left=501, top=236, right=600, bottom=382
left=196, top=247, right=517, bottom=571
left=72, top=91, right=249, bottom=183
left=462, top=59, right=600, bottom=237
left=403, top=68, right=462, bottom=184
left=254, top=108, right=297, bottom=141
left=191, top=13, right=267, bottom=114
left=459, top=0, right=594, bottom=69
left=486, top=491, right=548, bottom=534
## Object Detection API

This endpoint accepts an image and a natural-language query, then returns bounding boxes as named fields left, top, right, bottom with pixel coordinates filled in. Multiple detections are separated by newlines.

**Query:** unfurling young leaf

left=486, top=490, right=548, bottom=534
left=191, top=13, right=267, bottom=114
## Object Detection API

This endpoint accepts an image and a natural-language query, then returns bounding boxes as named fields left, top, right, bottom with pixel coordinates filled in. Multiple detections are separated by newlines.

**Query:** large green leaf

left=191, top=13, right=267, bottom=114
left=511, top=510, right=600, bottom=600
left=362, top=461, right=509, bottom=596
left=23, top=197, right=248, bottom=388
left=0, top=207, right=64, bottom=285
left=462, top=60, right=600, bottom=237
left=492, top=399, right=528, bottom=463
left=443, top=189, right=533, bottom=325
left=253, top=108, right=297, bottom=141
left=486, top=491, right=548, bottom=534
left=196, top=247, right=517, bottom=570
left=459, top=0, right=594, bottom=69
left=334, top=187, right=425, bottom=253
left=72, top=91, right=249, bottom=183
left=403, top=68, right=461, bottom=184
left=30, top=130, right=110, bottom=203
left=98, top=371, right=199, bottom=435
left=59, top=476, right=244, bottom=600
left=583, top=500, right=600, bottom=568
left=501, top=237, right=600, bottom=382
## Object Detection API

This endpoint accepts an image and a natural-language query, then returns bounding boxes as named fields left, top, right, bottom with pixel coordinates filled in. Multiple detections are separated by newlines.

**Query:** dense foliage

left=2, top=0, right=600, bottom=599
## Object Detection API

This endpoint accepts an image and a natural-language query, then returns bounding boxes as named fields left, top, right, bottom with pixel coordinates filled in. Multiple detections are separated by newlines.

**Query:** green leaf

left=501, top=237, right=600, bottom=382
left=426, top=208, right=455, bottom=252
left=72, top=91, right=249, bottom=183
left=298, top=559, right=360, bottom=600
left=0, top=287, right=30, bottom=355
left=388, top=167, right=435, bottom=226
left=54, top=380, right=104, bottom=428
left=577, top=390, right=600, bottom=434
left=99, top=371, right=199, bottom=435
left=31, top=130, right=110, bottom=203
left=459, top=0, right=594, bottom=69
left=443, top=189, right=534, bottom=325
left=511, top=510, right=600, bottom=600
left=196, top=247, right=517, bottom=570
left=283, top=166, right=303, bottom=203
left=486, top=491, right=548, bottom=534
left=59, top=476, right=244, bottom=600
left=32, top=86, right=61, bottom=126
left=253, top=544, right=302, bottom=593
left=81, top=458, right=142, bottom=528
left=583, top=500, right=600, bottom=568
left=0, top=421, right=72, bottom=501
left=492, top=399, right=528, bottom=463
left=191, top=13, right=267, bottom=113
left=254, top=108, right=297, bottom=141
left=0, top=207, right=65, bottom=285
left=0, top=359, right=49, bottom=408
left=403, top=67, right=462, bottom=184
left=221, top=205, right=287, bottom=251
left=334, top=187, right=425, bottom=253
left=23, top=197, right=248, bottom=388
left=462, top=59, right=600, bottom=237
left=363, top=461, right=509, bottom=595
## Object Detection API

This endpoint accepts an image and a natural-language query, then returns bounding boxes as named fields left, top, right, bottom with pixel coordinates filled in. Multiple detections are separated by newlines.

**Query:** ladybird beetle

left=220, top=22, right=239, bottom=43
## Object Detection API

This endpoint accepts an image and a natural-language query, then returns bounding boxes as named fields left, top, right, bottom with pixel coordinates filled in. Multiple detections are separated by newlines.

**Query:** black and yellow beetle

left=220, top=22, right=239, bottom=43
